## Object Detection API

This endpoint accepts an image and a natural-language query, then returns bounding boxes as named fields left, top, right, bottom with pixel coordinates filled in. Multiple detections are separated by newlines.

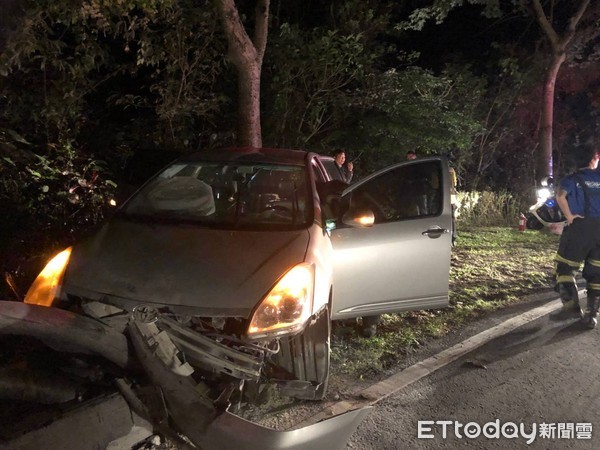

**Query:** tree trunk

left=236, top=60, right=262, bottom=147
left=215, top=0, right=270, bottom=148
left=528, top=0, right=590, bottom=180
left=539, top=52, right=565, bottom=178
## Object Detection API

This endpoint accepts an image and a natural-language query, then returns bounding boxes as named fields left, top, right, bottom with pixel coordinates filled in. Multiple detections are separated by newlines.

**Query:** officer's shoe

left=582, top=310, right=599, bottom=329
left=549, top=300, right=583, bottom=321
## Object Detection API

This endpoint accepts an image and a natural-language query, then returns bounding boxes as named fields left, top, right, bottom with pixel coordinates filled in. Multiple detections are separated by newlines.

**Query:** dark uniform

left=336, top=163, right=353, bottom=184
left=553, top=167, right=600, bottom=327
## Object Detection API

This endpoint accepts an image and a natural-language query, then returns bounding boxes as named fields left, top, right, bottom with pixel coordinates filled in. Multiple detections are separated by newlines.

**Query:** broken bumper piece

left=155, top=315, right=264, bottom=380
left=0, top=300, right=131, bottom=369
left=201, top=406, right=371, bottom=450
left=129, top=319, right=371, bottom=449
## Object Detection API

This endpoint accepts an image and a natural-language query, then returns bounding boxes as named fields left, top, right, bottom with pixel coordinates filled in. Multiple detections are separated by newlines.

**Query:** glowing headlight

left=24, top=247, right=72, bottom=307
left=537, top=188, right=551, bottom=201
left=247, top=264, right=314, bottom=339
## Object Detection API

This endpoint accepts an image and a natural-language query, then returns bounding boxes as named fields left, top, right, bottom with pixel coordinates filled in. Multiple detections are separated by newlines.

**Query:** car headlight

left=247, top=263, right=314, bottom=339
left=24, top=247, right=72, bottom=307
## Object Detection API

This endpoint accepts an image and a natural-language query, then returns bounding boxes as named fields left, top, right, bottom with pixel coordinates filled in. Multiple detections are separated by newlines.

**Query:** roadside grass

left=330, top=226, right=561, bottom=378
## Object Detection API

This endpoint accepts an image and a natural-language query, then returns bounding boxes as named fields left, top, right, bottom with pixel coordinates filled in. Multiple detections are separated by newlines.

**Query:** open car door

left=330, top=157, right=452, bottom=320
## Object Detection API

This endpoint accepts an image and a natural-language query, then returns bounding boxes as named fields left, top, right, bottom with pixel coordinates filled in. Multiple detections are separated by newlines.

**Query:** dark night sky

left=401, top=4, right=539, bottom=74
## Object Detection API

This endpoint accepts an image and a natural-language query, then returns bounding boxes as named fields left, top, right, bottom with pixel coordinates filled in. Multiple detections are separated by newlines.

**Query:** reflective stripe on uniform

left=556, top=275, right=577, bottom=284
left=588, top=259, right=600, bottom=268
left=555, top=254, right=582, bottom=268
left=588, top=283, right=600, bottom=291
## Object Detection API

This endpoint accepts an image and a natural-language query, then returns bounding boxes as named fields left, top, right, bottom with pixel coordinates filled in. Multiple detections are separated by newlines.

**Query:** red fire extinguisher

left=518, top=213, right=526, bottom=232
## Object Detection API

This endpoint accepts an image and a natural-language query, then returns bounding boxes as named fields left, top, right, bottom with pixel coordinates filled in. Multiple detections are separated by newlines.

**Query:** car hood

left=63, top=219, right=310, bottom=317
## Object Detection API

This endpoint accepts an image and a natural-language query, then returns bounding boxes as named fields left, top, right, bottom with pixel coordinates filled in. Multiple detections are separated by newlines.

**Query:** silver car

left=24, top=147, right=452, bottom=402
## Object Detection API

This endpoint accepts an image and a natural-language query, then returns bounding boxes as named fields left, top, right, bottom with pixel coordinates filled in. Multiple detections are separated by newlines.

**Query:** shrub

left=1, top=139, right=117, bottom=240
left=455, top=190, right=525, bottom=227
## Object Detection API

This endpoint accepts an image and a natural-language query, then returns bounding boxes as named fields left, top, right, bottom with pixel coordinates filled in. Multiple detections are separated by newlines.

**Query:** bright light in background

left=537, top=188, right=551, bottom=201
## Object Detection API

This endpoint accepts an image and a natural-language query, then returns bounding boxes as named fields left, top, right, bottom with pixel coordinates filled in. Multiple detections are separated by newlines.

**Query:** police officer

left=552, top=137, right=600, bottom=328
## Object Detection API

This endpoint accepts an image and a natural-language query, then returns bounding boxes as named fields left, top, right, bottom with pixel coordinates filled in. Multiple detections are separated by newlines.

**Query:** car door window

left=311, top=159, right=327, bottom=183
left=319, top=158, right=345, bottom=182
left=330, top=158, right=451, bottom=320
left=348, top=161, right=441, bottom=223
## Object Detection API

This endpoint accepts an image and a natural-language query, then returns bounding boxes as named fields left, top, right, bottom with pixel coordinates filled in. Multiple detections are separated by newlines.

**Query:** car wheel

left=272, top=306, right=330, bottom=401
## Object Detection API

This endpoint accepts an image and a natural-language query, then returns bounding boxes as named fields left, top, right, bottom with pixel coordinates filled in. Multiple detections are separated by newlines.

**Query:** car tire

left=273, top=306, right=330, bottom=401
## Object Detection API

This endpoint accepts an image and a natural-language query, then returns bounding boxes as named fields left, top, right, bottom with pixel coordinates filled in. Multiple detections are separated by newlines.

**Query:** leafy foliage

left=263, top=24, right=374, bottom=148
left=0, top=127, right=118, bottom=301
left=0, top=0, right=227, bottom=152
left=264, top=10, right=487, bottom=174
left=455, top=190, right=523, bottom=227
left=108, top=0, right=228, bottom=149
left=0, top=131, right=116, bottom=236
left=397, top=0, right=504, bottom=31
left=338, top=64, right=484, bottom=173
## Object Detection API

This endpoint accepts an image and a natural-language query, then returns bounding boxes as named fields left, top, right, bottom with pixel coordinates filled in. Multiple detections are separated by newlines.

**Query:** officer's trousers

left=555, top=218, right=600, bottom=300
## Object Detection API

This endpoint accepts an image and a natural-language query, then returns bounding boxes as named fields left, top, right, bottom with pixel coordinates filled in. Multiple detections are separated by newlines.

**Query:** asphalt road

left=348, top=298, right=600, bottom=450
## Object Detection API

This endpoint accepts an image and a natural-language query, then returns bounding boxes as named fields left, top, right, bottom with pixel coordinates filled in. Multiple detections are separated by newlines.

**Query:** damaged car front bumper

left=0, top=301, right=370, bottom=449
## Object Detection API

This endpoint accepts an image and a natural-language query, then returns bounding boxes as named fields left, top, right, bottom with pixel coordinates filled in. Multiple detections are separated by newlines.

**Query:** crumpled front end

left=130, top=306, right=267, bottom=382
left=0, top=301, right=369, bottom=449
left=122, top=300, right=330, bottom=400
left=128, top=315, right=370, bottom=449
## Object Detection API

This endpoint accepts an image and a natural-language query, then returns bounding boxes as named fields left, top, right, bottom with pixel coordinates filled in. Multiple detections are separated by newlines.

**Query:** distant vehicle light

left=537, top=188, right=551, bottom=201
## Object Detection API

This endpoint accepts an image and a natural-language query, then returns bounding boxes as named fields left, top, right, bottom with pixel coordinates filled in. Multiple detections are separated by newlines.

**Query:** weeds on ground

left=455, top=190, right=526, bottom=227
left=330, top=227, right=560, bottom=378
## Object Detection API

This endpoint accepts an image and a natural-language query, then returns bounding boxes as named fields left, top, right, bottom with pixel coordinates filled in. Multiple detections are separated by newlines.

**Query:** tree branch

left=529, top=0, right=561, bottom=49
left=529, top=0, right=590, bottom=51
left=565, top=0, right=591, bottom=42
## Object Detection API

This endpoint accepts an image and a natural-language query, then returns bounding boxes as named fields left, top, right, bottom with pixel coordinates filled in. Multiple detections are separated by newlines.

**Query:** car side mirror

left=341, top=208, right=375, bottom=228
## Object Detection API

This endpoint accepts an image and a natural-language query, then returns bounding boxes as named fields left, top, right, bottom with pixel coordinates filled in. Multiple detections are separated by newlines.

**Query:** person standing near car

left=551, top=137, right=600, bottom=328
left=405, top=149, right=433, bottom=215
left=334, top=149, right=354, bottom=184
left=449, top=164, right=458, bottom=245
left=361, top=148, right=419, bottom=338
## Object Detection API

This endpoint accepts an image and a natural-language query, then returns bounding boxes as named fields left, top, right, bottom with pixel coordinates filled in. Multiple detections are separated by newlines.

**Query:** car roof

left=179, top=147, right=311, bottom=165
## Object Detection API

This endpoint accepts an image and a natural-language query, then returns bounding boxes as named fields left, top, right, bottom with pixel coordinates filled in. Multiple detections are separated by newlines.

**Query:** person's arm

left=345, top=161, right=353, bottom=183
left=556, top=187, right=582, bottom=224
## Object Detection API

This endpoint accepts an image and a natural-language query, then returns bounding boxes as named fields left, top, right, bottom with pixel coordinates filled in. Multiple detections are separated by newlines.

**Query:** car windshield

left=122, top=161, right=311, bottom=230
